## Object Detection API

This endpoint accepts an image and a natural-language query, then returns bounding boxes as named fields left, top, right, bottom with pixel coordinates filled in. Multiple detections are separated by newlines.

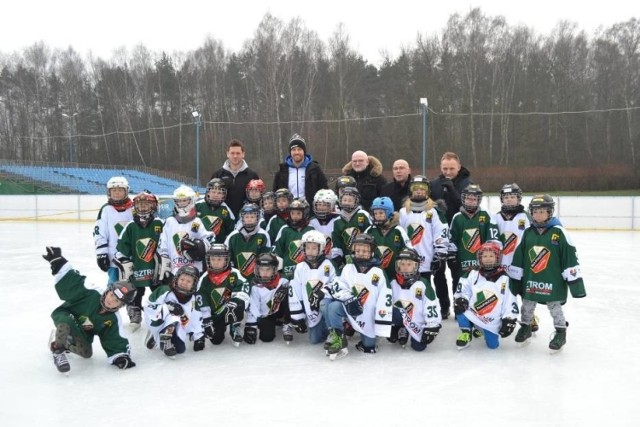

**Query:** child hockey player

left=196, top=178, right=236, bottom=244
left=158, top=185, right=214, bottom=278
left=288, top=230, right=337, bottom=344
left=331, top=187, right=371, bottom=268
left=94, top=176, right=133, bottom=284
left=144, top=265, right=204, bottom=357
left=320, top=234, right=392, bottom=358
left=246, top=179, right=266, bottom=205
left=244, top=253, right=291, bottom=344
left=510, top=194, right=586, bottom=352
left=266, top=188, right=293, bottom=243
left=273, top=198, right=314, bottom=279
left=224, top=203, right=271, bottom=282
left=309, top=189, right=340, bottom=260
left=44, top=247, right=137, bottom=373
left=115, top=191, right=164, bottom=328
left=334, top=175, right=357, bottom=198
left=453, top=242, right=518, bottom=350
left=389, top=248, right=442, bottom=351
left=398, top=176, right=450, bottom=317
left=196, top=244, right=250, bottom=347
left=366, top=196, right=412, bottom=279
left=260, top=191, right=277, bottom=224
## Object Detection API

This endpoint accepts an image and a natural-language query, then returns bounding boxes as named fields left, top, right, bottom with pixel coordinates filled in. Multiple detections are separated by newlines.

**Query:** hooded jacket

left=429, top=166, right=472, bottom=225
left=273, top=154, right=328, bottom=203
left=342, top=155, right=387, bottom=210
left=210, top=160, right=260, bottom=217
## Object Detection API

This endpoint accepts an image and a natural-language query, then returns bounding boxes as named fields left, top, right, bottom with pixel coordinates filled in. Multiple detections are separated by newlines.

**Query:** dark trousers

left=431, top=259, right=461, bottom=315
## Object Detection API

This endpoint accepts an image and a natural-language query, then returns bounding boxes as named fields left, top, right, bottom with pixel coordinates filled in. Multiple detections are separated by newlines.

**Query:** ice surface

left=1, top=222, right=638, bottom=426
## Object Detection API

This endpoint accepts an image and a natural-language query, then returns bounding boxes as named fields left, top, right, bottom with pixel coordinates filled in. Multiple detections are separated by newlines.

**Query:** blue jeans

left=308, top=322, right=329, bottom=344
left=320, top=299, right=375, bottom=347
left=107, top=267, right=119, bottom=285
left=456, top=314, right=500, bottom=349
left=392, top=308, right=427, bottom=352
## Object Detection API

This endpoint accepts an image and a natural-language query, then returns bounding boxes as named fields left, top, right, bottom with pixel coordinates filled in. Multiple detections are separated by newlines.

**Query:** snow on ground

left=0, top=222, right=638, bottom=426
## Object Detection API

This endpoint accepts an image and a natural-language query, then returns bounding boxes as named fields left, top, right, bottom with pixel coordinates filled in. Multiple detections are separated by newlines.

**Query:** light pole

left=420, top=98, right=428, bottom=176
left=192, top=111, right=202, bottom=185
left=62, top=112, right=79, bottom=163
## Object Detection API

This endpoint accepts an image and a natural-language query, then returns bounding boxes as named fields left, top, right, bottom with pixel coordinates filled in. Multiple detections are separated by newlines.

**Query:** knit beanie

left=289, top=134, right=307, bottom=153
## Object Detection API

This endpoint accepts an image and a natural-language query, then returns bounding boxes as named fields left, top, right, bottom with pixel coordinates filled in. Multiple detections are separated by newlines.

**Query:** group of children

left=45, top=173, right=586, bottom=373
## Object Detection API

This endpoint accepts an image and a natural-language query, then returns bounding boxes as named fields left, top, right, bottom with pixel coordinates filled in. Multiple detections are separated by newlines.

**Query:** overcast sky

left=1, top=0, right=637, bottom=65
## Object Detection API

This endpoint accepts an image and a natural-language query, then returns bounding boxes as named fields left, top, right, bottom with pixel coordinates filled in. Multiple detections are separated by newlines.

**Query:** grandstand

left=0, top=163, right=206, bottom=195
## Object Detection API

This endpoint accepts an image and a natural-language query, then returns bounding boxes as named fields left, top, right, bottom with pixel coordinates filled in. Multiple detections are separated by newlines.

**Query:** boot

left=327, top=329, right=348, bottom=360
left=159, top=326, right=176, bottom=357
left=355, top=341, right=377, bottom=354
left=515, top=324, right=532, bottom=343
left=282, top=323, right=293, bottom=344
left=456, top=329, right=472, bottom=350
left=230, top=323, right=243, bottom=347
left=549, top=327, right=567, bottom=351
left=52, top=348, right=70, bottom=373
left=397, top=327, right=409, bottom=347
left=127, top=306, right=142, bottom=326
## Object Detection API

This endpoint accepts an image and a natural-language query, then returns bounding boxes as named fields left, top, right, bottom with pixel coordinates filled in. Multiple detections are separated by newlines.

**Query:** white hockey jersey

left=398, top=207, right=449, bottom=273
left=331, top=263, right=393, bottom=338
left=158, top=216, right=214, bottom=274
left=94, top=203, right=133, bottom=267
left=144, top=287, right=204, bottom=345
left=289, top=259, right=337, bottom=328
left=491, top=210, right=530, bottom=268
left=309, top=215, right=340, bottom=259
left=453, top=270, right=518, bottom=335
left=390, top=278, right=441, bottom=342
left=246, top=277, right=290, bottom=325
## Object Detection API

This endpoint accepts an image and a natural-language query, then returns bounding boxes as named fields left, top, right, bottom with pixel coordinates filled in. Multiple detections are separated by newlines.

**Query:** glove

left=421, top=326, right=441, bottom=344
left=113, top=257, right=133, bottom=281
left=193, top=336, right=205, bottom=351
left=42, top=246, right=67, bottom=275
left=113, top=354, right=136, bottom=369
left=223, top=300, right=245, bottom=324
left=291, top=318, right=308, bottom=334
left=499, top=318, right=517, bottom=338
left=243, top=326, right=257, bottom=344
left=180, top=237, right=206, bottom=262
left=344, top=296, right=364, bottom=317
left=430, top=253, right=446, bottom=272
left=96, top=253, right=110, bottom=272
left=202, top=317, right=215, bottom=340
left=441, top=179, right=455, bottom=194
left=453, top=297, right=469, bottom=316
left=165, top=301, right=184, bottom=316
left=308, top=284, right=325, bottom=311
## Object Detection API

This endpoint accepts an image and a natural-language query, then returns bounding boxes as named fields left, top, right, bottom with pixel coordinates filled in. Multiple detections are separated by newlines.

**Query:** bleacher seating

left=0, top=165, right=205, bottom=195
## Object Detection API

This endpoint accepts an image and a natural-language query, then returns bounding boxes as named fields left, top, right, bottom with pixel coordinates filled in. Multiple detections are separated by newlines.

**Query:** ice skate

left=127, top=306, right=142, bottom=331
left=530, top=315, right=540, bottom=333
left=515, top=323, right=532, bottom=347
left=52, top=348, right=70, bottom=373
left=397, top=327, right=408, bottom=348
left=472, top=327, right=483, bottom=339
left=343, top=320, right=355, bottom=338
left=159, top=327, right=176, bottom=358
left=549, top=327, right=566, bottom=354
left=355, top=341, right=377, bottom=354
left=145, top=330, right=156, bottom=349
left=230, top=323, right=243, bottom=347
left=326, top=329, right=348, bottom=361
left=456, top=330, right=472, bottom=350
left=282, top=323, right=293, bottom=345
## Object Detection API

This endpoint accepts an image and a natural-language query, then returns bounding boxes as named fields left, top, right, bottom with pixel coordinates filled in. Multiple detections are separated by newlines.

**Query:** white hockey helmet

left=301, top=229, right=326, bottom=263
left=106, top=176, right=130, bottom=205
left=173, top=185, right=197, bottom=222
left=313, top=189, right=338, bottom=220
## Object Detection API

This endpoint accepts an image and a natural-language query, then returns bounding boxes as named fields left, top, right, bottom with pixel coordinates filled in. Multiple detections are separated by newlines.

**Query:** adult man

left=342, top=150, right=387, bottom=210
left=273, top=133, right=328, bottom=203
left=380, top=159, right=411, bottom=212
left=429, top=152, right=473, bottom=319
left=210, top=139, right=260, bottom=217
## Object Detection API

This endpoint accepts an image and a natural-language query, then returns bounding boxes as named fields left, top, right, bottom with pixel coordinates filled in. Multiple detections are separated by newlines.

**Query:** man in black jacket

left=210, top=139, right=260, bottom=217
left=380, top=159, right=411, bottom=212
left=429, top=152, right=472, bottom=319
left=272, top=134, right=328, bottom=203
left=342, top=150, right=387, bottom=210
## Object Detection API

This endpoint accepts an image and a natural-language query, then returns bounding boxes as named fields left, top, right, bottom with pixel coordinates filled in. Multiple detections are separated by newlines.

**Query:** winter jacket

left=342, top=155, right=387, bottom=210
left=380, top=174, right=411, bottom=212
left=210, top=160, right=260, bottom=217
left=429, top=166, right=472, bottom=224
left=273, top=154, right=328, bottom=202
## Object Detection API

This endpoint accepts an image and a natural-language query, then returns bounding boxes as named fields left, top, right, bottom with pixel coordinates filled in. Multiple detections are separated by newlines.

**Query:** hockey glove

left=113, top=354, right=136, bottom=369
left=243, top=326, right=257, bottom=345
left=43, top=246, right=67, bottom=275
left=308, top=284, right=325, bottom=311
left=430, top=252, right=447, bottom=272
left=193, top=336, right=205, bottom=352
left=499, top=318, right=517, bottom=338
left=113, top=257, right=133, bottom=281
left=165, top=301, right=184, bottom=317
left=421, top=326, right=441, bottom=344
left=180, top=237, right=206, bottom=262
left=344, top=296, right=364, bottom=317
left=291, top=318, right=308, bottom=334
left=202, top=317, right=215, bottom=341
left=453, top=297, right=469, bottom=316
left=96, top=253, right=110, bottom=272
left=223, top=300, right=245, bottom=324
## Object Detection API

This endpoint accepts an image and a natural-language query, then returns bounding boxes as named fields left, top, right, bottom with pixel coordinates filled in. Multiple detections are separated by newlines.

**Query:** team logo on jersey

left=502, top=232, right=518, bottom=256
left=377, top=246, right=393, bottom=269
left=394, top=300, right=415, bottom=318
left=357, top=215, right=366, bottom=228
left=479, top=215, right=487, bottom=224
left=408, top=224, right=424, bottom=246
left=551, top=233, right=560, bottom=246
left=371, top=274, right=380, bottom=285
left=463, top=228, right=482, bottom=253
left=211, top=287, right=232, bottom=312
left=518, top=219, right=526, bottom=230
left=473, top=290, right=498, bottom=316
left=324, top=265, right=330, bottom=277
left=173, top=231, right=189, bottom=252
left=343, top=227, right=361, bottom=249
left=256, top=237, right=264, bottom=248
left=288, top=239, right=305, bottom=263
left=393, top=235, right=402, bottom=247
left=154, top=224, right=163, bottom=234
left=114, top=221, right=128, bottom=237
left=425, top=211, right=433, bottom=223
left=415, top=288, right=423, bottom=300
left=136, top=238, right=158, bottom=262
left=528, top=246, right=550, bottom=273
left=378, top=309, right=388, bottom=318
left=205, top=215, right=223, bottom=235
left=306, top=280, right=324, bottom=299
left=191, top=221, right=201, bottom=232
left=324, top=236, right=333, bottom=257
left=237, top=252, right=257, bottom=277
left=103, top=319, right=112, bottom=328
left=268, top=284, right=289, bottom=314
left=351, top=285, right=370, bottom=307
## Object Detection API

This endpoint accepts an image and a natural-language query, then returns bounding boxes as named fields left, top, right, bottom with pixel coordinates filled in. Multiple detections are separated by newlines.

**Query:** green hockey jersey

left=116, top=218, right=164, bottom=288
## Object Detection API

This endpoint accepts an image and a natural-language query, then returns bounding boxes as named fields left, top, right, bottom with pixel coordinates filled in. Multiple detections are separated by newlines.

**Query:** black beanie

left=289, top=134, right=306, bottom=153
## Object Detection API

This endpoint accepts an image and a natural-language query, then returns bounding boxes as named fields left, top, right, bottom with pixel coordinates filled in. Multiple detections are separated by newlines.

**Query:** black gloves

left=165, top=301, right=184, bottom=316
left=96, top=253, right=110, bottom=272
left=43, top=246, right=67, bottom=275
left=499, top=318, right=517, bottom=338
left=113, top=354, right=136, bottom=369
left=453, top=297, right=469, bottom=316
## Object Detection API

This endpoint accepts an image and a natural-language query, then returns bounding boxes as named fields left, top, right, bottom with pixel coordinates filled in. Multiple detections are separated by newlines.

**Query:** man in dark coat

left=342, top=150, right=387, bottom=210
left=380, top=159, right=411, bottom=212
left=272, top=133, right=328, bottom=203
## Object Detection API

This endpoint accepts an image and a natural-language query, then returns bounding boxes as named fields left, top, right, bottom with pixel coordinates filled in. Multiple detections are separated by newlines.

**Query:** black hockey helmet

left=461, top=184, right=483, bottom=214
left=500, top=183, right=523, bottom=213
left=206, top=244, right=231, bottom=273
left=529, top=194, right=555, bottom=227
left=254, top=252, right=279, bottom=284
left=101, top=280, right=137, bottom=312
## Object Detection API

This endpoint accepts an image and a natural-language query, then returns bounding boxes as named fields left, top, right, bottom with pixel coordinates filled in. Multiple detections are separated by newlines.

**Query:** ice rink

left=1, top=221, right=638, bottom=426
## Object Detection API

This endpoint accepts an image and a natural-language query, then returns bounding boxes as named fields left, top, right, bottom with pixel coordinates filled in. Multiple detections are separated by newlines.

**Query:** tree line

left=0, top=8, right=638, bottom=188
